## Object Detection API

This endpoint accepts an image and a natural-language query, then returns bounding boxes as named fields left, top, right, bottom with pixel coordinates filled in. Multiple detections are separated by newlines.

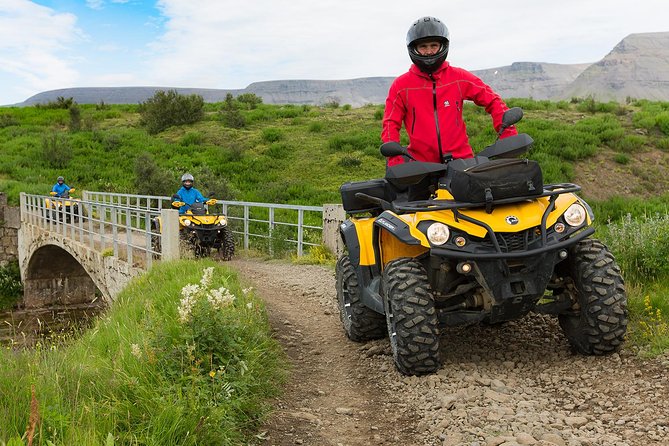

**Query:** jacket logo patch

left=443, top=100, right=450, bottom=107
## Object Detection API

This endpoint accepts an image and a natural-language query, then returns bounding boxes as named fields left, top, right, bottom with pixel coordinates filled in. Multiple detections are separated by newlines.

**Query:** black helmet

left=181, top=173, right=194, bottom=189
left=406, top=16, right=450, bottom=73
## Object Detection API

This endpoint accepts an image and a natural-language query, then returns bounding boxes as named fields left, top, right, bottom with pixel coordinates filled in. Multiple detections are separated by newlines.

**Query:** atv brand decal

left=376, top=218, right=396, bottom=231
left=505, top=215, right=519, bottom=225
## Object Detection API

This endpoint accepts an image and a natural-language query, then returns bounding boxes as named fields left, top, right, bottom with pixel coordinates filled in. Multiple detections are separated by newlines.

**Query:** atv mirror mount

left=380, top=142, right=415, bottom=160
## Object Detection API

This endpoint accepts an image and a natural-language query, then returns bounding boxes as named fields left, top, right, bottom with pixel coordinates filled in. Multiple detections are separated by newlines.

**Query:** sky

left=0, top=0, right=667, bottom=105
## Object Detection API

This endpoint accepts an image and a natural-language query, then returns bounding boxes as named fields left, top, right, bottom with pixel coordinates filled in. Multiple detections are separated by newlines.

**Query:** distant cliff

left=13, top=32, right=669, bottom=107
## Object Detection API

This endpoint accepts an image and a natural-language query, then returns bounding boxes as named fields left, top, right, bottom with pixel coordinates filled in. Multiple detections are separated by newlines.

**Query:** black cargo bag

left=448, top=158, right=543, bottom=204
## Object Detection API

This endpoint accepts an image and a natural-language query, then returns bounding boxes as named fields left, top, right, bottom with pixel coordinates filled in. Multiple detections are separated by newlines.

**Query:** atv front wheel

left=335, top=255, right=386, bottom=342
left=558, top=239, right=628, bottom=355
left=219, top=227, right=235, bottom=261
left=382, top=258, right=440, bottom=375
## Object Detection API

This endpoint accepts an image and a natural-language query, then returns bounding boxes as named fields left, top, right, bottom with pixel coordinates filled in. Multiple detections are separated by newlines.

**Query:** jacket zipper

left=411, top=107, right=416, bottom=134
left=429, top=74, right=444, bottom=163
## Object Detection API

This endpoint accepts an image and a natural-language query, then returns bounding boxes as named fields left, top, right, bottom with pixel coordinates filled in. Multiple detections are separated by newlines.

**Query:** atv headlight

left=183, top=219, right=192, bottom=227
left=426, top=223, right=450, bottom=245
left=218, top=217, right=227, bottom=226
left=564, top=203, right=586, bottom=227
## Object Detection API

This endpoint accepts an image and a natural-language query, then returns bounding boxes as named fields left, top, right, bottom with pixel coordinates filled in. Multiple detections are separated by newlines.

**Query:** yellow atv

left=151, top=198, right=235, bottom=260
left=337, top=108, right=627, bottom=376
left=45, top=188, right=79, bottom=223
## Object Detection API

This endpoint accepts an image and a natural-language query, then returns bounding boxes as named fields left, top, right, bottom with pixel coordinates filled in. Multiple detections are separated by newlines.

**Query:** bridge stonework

left=0, top=193, right=20, bottom=267
left=18, top=222, right=143, bottom=308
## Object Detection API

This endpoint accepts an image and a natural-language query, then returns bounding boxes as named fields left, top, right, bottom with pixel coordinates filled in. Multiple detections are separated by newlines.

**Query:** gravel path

left=228, top=258, right=669, bottom=446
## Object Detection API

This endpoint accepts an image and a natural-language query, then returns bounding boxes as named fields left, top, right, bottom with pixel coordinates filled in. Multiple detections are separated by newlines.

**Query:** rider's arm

left=463, top=70, right=518, bottom=139
left=381, top=79, right=408, bottom=167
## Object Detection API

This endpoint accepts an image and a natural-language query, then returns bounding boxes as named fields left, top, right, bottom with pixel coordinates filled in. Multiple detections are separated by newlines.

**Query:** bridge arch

left=23, top=244, right=100, bottom=309
left=18, top=222, right=143, bottom=308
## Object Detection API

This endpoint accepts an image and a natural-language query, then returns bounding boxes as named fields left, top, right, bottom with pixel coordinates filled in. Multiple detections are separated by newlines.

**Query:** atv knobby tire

left=382, top=257, right=440, bottom=375
left=219, top=226, right=235, bottom=261
left=335, top=255, right=386, bottom=342
left=558, top=238, right=628, bottom=355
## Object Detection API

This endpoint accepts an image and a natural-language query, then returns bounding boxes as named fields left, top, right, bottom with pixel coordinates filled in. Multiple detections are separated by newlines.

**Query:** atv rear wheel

left=382, top=258, right=440, bottom=376
left=335, top=255, right=386, bottom=342
left=558, top=238, right=627, bottom=355
left=219, top=227, right=235, bottom=261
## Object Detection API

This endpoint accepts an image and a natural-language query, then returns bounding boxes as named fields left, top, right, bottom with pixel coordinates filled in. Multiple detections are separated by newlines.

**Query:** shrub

left=610, top=134, right=646, bottom=153
left=134, top=152, right=172, bottom=196
left=261, top=128, right=283, bottom=143
left=42, top=132, right=72, bottom=168
left=0, top=261, right=22, bottom=310
left=338, top=156, right=362, bottom=168
left=0, top=114, right=18, bottom=128
left=614, top=153, right=630, bottom=164
left=36, top=96, right=75, bottom=109
left=235, top=93, right=263, bottom=109
left=219, top=93, right=245, bottom=129
left=308, top=121, right=324, bottom=132
left=139, top=90, right=205, bottom=134
left=266, top=142, right=290, bottom=159
left=180, top=132, right=204, bottom=146
left=656, top=112, right=669, bottom=136
left=374, top=107, right=384, bottom=120
left=68, top=104, right=82, bottom=132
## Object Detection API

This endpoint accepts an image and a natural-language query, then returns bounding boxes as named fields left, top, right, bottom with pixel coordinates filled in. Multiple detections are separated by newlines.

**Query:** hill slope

left=561, top=32, right=669, bottom=102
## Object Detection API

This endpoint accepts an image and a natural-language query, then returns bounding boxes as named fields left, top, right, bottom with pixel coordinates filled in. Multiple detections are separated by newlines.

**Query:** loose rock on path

left=228, top=258, right=669, bottom=446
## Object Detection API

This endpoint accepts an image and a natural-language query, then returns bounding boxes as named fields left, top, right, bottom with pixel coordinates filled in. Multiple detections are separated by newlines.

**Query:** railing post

left=160, top=209, right=180, bottom=261
left=243, top=206, right=249, bottom=250
left=297, top=209, right=304, bottom=256
left=322, top=204, right=346, bottom=258
left=269, top=207, right=274, bottom=256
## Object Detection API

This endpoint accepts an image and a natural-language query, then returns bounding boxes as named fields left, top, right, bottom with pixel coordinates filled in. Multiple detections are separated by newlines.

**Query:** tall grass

left=0, top=260, right=286, bottom=445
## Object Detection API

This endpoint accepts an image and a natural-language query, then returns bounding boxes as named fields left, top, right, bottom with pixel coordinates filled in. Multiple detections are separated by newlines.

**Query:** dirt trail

left=228, top=258, right=669, bottom=446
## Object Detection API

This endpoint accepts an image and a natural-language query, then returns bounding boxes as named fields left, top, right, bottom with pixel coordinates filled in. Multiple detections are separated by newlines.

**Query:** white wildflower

left=207, top=286, right=236, bottom=310
left=242, top=287, right=253, bottom=295
left=246, top=302, right=253, bottom=309
left=200, top=267, right=215, bottom=288
left=130, top=343, right=142, bottom=359
left=178, top=291, right=199, bottom=324
left=181, top=283, right=200, bottom=299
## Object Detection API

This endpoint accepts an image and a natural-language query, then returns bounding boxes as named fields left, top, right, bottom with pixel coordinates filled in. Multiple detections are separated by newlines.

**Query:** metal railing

left=83, top=192, right=324, bottom=257
left=21, top=192, right=163, bottom=268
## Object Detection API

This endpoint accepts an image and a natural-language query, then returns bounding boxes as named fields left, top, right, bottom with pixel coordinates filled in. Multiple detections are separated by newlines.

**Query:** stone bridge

left=17, top=193, right=180, bottom=308
left=13, top=192, right=344, bottom=309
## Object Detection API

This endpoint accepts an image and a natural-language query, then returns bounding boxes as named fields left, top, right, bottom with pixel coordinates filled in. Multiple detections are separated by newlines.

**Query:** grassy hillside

left=2, top=97, right=669, bottom=215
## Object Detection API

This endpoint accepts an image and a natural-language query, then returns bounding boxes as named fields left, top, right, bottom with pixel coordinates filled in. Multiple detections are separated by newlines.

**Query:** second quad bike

left=336, top=107, right=628, bottom=376
left=151, top=198, right=235, bottom=260
left=45, top=188, right=80, bottom=223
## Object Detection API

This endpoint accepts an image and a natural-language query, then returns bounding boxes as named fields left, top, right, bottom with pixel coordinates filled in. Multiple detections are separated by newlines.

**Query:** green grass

left=0, top=260, right=287, bottom=445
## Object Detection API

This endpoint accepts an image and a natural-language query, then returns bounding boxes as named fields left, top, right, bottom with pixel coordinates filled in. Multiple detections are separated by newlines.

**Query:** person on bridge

left=51, top=176, right=71, bottom=197
left=174, top=173, right=206, bottom=215
left=382, top=16, right=517, bottom=167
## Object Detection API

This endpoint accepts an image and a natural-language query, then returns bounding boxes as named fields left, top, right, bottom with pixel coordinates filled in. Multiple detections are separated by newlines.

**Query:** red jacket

left=382, top=62, right=517, bottom=166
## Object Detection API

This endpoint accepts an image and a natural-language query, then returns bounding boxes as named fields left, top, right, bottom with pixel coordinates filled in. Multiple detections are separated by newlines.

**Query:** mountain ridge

left=10, top=31, right=669, bottom=107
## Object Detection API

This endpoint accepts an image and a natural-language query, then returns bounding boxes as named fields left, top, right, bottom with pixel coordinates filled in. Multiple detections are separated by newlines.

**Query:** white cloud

left=0, top=0, right=81, bottom=103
